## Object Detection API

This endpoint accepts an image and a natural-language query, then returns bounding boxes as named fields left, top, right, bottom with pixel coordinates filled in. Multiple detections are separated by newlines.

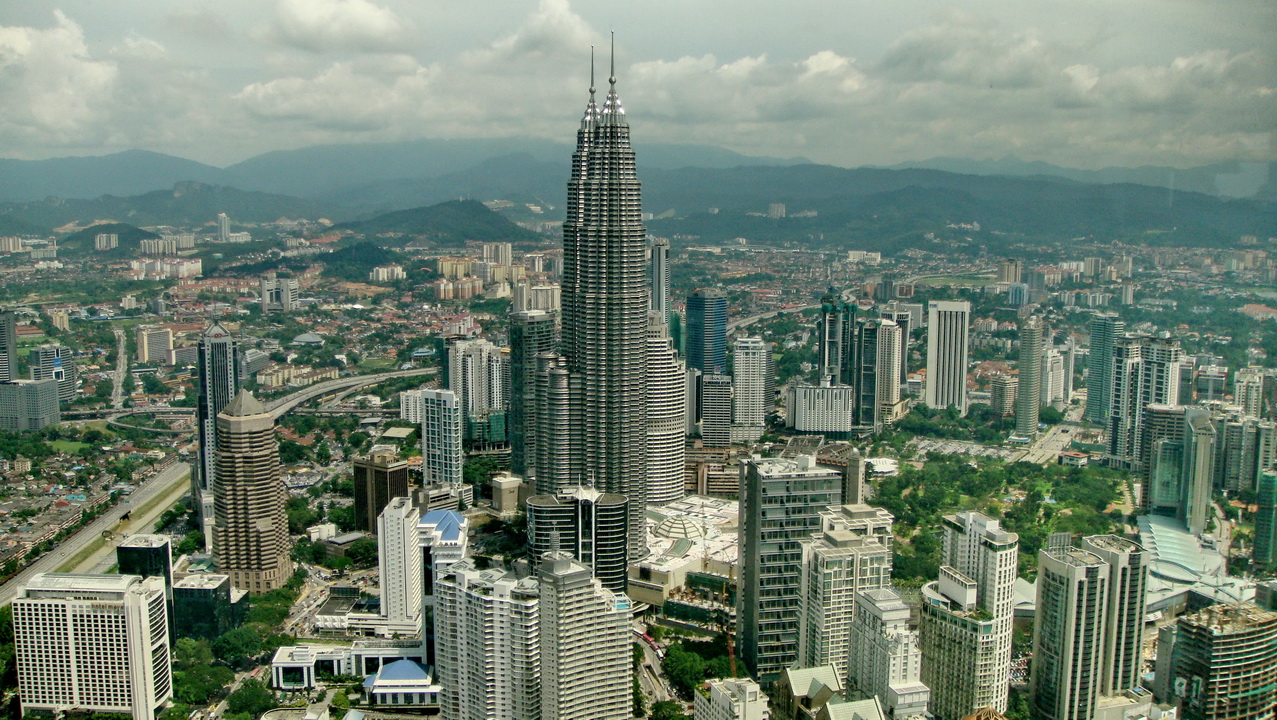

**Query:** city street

left=0, top=462, right=191, bottom=607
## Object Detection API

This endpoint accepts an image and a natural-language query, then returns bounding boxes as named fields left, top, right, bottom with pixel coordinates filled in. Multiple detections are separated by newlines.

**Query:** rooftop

left=173, top=573, right=230, bottom=589
left=1181, top=602, right=1277, bottom=633
left=23, top=573, right=139, bottom=593
left=118, top=534, right=170, bottom=548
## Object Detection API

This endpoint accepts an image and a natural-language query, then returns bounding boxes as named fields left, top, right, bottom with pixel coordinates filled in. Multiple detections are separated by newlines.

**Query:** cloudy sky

left=1, top=0, right=1273, bottom=169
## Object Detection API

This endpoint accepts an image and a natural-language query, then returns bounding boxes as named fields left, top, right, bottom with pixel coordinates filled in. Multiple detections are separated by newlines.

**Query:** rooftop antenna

left=590, top=45, right=596, bottom=100
left=609, top=30, right=616, bottom=87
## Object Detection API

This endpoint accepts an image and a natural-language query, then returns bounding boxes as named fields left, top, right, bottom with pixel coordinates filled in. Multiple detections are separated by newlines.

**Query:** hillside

left=0, top=150, right=233, bottom=203
left=335, top=199, right=543, bottom=246
left=0, top=182, right=332, bottom=229
left=58, top=223, right=159, bottom=258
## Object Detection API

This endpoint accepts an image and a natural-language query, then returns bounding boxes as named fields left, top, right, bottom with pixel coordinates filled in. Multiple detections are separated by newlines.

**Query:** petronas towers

left=522, top=56, right=654, bottom=563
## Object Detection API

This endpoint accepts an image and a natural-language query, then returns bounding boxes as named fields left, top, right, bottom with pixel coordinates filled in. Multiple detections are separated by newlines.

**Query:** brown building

left=353, top=448, right=410, bottom=533
left=212, top=390, right=293, bottom=593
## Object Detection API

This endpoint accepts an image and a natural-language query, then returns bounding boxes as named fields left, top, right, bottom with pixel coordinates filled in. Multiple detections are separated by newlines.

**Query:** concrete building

left=212, top=390, right=293, bottom=592
left=354, top=448, right=411, bottom=533
left=508, top=310, right=556, bottom=477
left=696, top=678, right=772, bottom=720
left=260, top=275, right=299, bottom=312
left=420, top=389, right=463, bottom=486
left=0, top=312, right=15, bottom=382
left=848, top=588, right=930, bottom=720
left=13, top=573, right=172, bottom=720
left=527, top=485, right=628, bottom=594
left=852, top=318, right=904, bottom=432
left=799, top=504, right=895, bottom=671
left=538, top=552, right=632, bottom=720
left=739, top=456, right=843, bottom=682
left=29, top=344, right=76, bottom=404
left=787, top=380, right=857, bottom=434
left=925, top=300, right=971, bottom=415
left=990, top=374, right=1017, bottom=417
left=1109, top=334, right=1183, bottom=466
left=135, top=325, right=173, bottom=365
left=1256, top=471, right=1277, bottom=569
left=419, top=509, right=469, bottom=605
left=1235, top=367, right=1266, bottom=419
left=1015, top=317, right=1044, bottom=438
left=1163, top=602, right=1277, bottom=720
left=1082, top=535, right=1149, bottom=695
left=378, top=497, right=423, bottom=637
left=919, top=512, right=1018, bottom=719
left=648, top=315, right=688, bottom=504
left=1031, top=547, right=1109, bottom=720
left=651, top=237, right=671, bottom=320
left=195, top=323, right=240, bottom=539
left=732, top=336, right=773, bottom=444
left=701, top=373, right=735, bottom=447
left=445, top=338, right=507, bottom=421
left=435, top=558, right=541, bottom=720
left=0, top=378, right=60, bottom=431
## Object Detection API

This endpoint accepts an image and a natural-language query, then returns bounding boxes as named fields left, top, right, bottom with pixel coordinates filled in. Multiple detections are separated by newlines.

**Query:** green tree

left=346, top=537, right=378, bottom=567
left=226, top=679, right=277, bottom=717
left=651, top=701, right=691, bottom=720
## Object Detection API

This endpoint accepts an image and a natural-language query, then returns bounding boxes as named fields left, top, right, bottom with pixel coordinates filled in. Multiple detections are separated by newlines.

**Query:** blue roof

left=365, top=659, right=430, bottom=688
left=420, top=509, right=464, bottom=541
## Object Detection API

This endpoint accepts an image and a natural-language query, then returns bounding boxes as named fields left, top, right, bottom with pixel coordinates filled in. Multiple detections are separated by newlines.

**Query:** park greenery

left=878, top=454, right=1127, bottom=580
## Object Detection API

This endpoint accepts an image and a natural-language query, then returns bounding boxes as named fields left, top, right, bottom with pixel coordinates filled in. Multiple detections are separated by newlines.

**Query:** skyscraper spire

left=602, top=31, right=624, bottom=122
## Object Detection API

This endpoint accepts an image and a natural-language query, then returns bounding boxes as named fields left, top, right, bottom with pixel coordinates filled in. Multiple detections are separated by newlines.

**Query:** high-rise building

left=848, top=588, right=930, bottom=720
left=0, top=378, right=60, bottom=431
left=919, top=512, right=1018, bottom=719
left=196, top=322, right=239, bottom=538
left=687, top=288, right=729, bottom=374
left=353, top=448, right=411, bottom=533
left=538, top=551, right=631, bottom=720
left=1236, top=366, right=1266, bottom=419
left=445, top=338, right=507, bottom=421
left=482, top=241, right=514, bottom=266
left=420, top=389, right=463, bottom=486
left=1030, top=547, right=1109, bottom=720
left=378, top=496, right=423, bottom=637
left=217, top=212, right=230, bottom=242
left=116, top=534, right=174, bottom=643
left=651, top=237, right=671, bottom=320
left=29, top=344, right=76, bottom=404
left=553, top=63, right=650, bottom=561
left=1015, top=317, right=1044, bottom=437
left=880, top=303, right=914, bottom=383
left=647, top=316, right=687, bottom=504
left=418, top=509, right=469, bottom=607
left=1109, top=334, right=1182, bottom=465
left=997, top=259, right=1023, bottom=284
left=925, top=301, right=971, bottom=415
left=172, top=574, right=243, bottom=640
left=212, top=391, right=293, bottom=593
left=260, top=275, right=299, bottom=312
left=739, top=456, right=843, bottom=682
left=852, top=318, right=903, bottom=432
left=1086, top=313, right=1126, bottom=425
left=1081, top=535, right=1148, bottom=695
left=0, top=312, right=17, bottom=382
left=700, top=373, right=734, bottom=447
left=435, top=558, right=541, bottom=720
left=1163, top=602, right=1277, bottom=720
left=818, top=291, right=855, bottom=384
left=799, top=504, right=894, bottom=671
left=135, top=325, right=173, bottom=365
left=13, top=574, right=172, bottom=720
left=990, top=374, right=1017, bottom=416
left=509, top=310, right=556, bottom=476
left=695, top=678, right=772, bottom=720
left=1255, top=472, right=1277, bottom=569
left=732, top=336, right=773, bottom=444
left=527, top=485, right=628, bottom=594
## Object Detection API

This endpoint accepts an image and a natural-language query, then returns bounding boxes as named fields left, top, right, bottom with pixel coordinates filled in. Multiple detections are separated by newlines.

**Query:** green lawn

left=50, top=440, right=90, bottom=453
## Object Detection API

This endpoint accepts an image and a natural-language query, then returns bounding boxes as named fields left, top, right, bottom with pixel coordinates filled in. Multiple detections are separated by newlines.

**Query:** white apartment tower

left=446, top=338, right=507, bottom=419
left=1235, top=366, right=1266, bottom=419
left=14, top=574, right=172, bottom=720
left=848, top=588, right=930, bottom=720
left=1081, top=535, right=1148, bottom=696
left=538, top=552, right=632, bottom=720
left=435, top=558, right=541, bottom=720
left=799, top=504, right=895, bottom=671
left=378, top=497, right=423, bottom=637
left=1031, top=547, right=1109, bottom=720
left=919, top=511, right=1018, bottom=719
left=420, top=389, right=464, bottom=486
left=925, top=300, right=971, bottom=415
left=646, top=314, right=687, bottom=505
left=732, top=336, right=773, bottom=443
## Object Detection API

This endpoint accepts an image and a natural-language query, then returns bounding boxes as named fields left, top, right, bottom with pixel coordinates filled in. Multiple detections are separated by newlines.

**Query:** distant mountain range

left=0, top=141, right=1271, bottom=256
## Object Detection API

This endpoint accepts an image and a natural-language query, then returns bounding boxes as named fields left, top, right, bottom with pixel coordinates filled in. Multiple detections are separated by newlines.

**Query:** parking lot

left=910, top=437, right=1027, bottom=462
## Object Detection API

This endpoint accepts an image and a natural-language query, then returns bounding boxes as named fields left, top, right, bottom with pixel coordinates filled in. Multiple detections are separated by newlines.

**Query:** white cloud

left=0, top=11, right=117, bottom=143
left=271, top=0, right=413, bottom=53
